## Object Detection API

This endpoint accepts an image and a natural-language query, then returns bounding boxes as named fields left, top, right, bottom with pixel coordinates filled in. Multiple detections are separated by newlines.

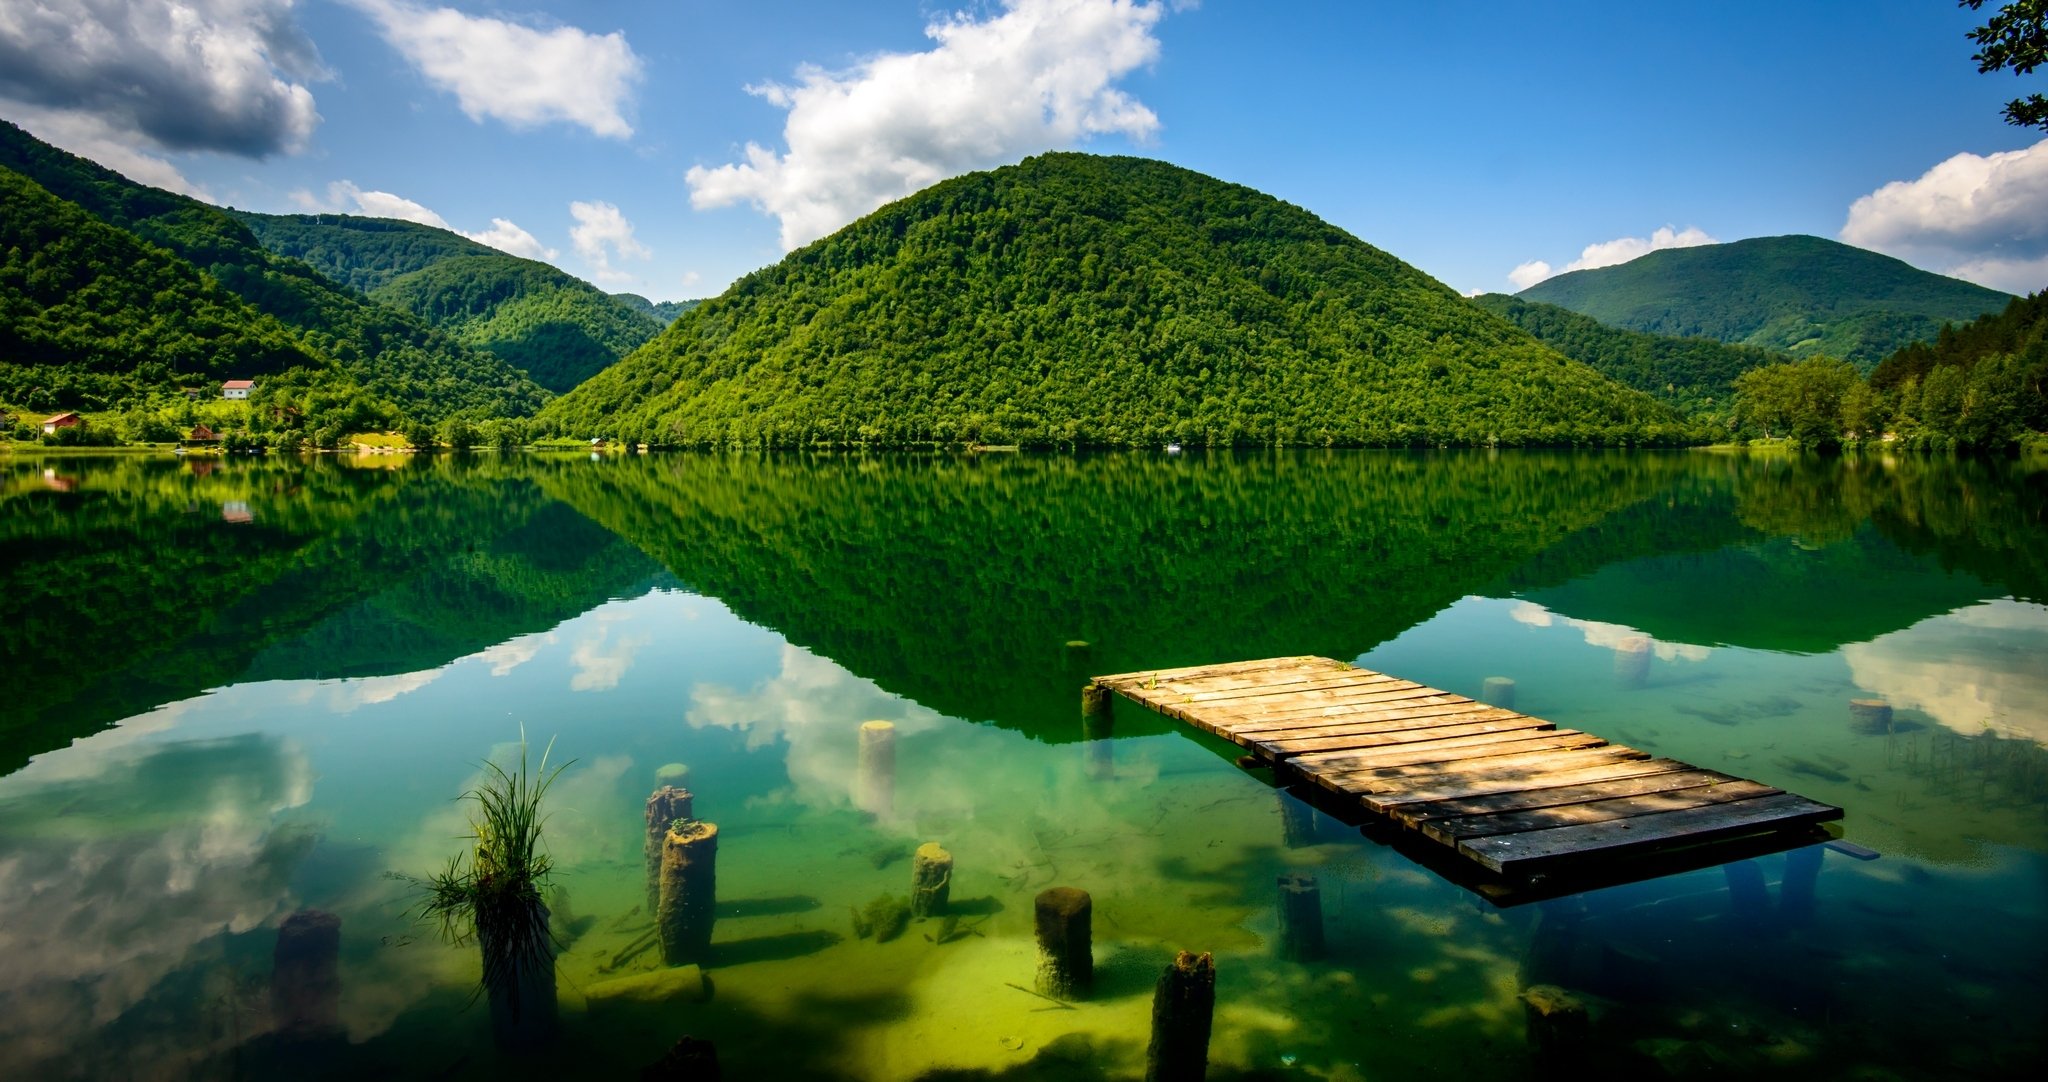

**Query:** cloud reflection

left=1843, top=600, right=2048, bottom=744
left=1507, top=600, right=1711, bottom=662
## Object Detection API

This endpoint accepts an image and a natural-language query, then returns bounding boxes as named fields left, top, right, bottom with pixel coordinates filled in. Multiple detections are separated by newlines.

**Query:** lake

left=2, top=449, right=2043, bottom=1080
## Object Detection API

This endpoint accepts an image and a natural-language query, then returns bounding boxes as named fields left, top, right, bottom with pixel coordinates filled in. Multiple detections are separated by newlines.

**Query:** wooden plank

left=1200, top=684, right=1450, bottom=723
left=1259, top=717, right=1554, bottom=756
left=1219, top=696, right=1492, bottom=734
left=1093, top=656, right=1333, bottom=686
left=1215, top=706, right=1516, bottom=740
left=1294, top=735, right=1614, bottom=781
left=1172, top=670, right=1407, bottom=704
left=1420, top=778, right=1784, bottom=844
left=1131, top=661, right=1360, bottom=698
left=1354, top=757, right=1693, bottom=810
left=1290, top=729, right=1601, bottom=769
left=1390, top=768, right=1741, bottom=825
left=1457, top=793, right=1845, bottom=874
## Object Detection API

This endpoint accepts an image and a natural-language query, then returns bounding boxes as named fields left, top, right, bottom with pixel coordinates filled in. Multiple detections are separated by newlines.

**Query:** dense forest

left=0, top=121, right=547, bottom=426
left=1730, top=291, right=2048, bottom=449
left=543, top=153, right=1691, bottom=448
left=239, top=212, right=671, bottom=391
left=613, top=294, right=703, bottom=324
left=1472, top=294, right=1784, bottom=426
left=1519, top=235, right=2011, bottom=364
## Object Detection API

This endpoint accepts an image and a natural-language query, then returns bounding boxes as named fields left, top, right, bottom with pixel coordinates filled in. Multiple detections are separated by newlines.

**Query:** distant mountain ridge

left=543, top=152, right=1688, bottom=447
left=1517, top=235, right=2012, bottom=365
left=235, top=212, right=669, bottom=393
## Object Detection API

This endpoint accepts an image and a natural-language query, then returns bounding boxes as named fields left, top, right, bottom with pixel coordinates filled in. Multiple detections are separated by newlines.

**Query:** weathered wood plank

left=1172, top=671, right=1407, bottom=704
left=1132, top=662, right=1362, bottom=699
left=1226, top=705, right=1526, bottom=742
left=1290, top=729, right=1601, bottom=769
left=1200, top=685, right=1451, bottom=723
left=1320, top=745, right=1652, bottom=796
left=1421, top=778, right=1784, bottom=844
left=1457, top=794, right=1845, bottom=874
left=1356, top=757, right=1694, bottom=811
left=1216, top=695, right=1487, bottom=733
left=1390, top=768, right=1742, bottom=825
left=1259, top=717, right=1554, bottom=756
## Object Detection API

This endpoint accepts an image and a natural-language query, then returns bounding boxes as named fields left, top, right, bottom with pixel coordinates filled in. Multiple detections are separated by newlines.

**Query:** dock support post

left=1276, top=874, right=1325, bottom=962
left=910, top=842, right=953, bottom=918
left=1521, top=984, right=1590, bottom=1062
left=1278, top=791, right=1317, bottom=848
left=272, top=909, right=342, bottom=1037
left=1083, top=683, right=1115, bottom=779
left=1521, top=897, right=1585, bottom=988
left=856, top=720, right=896, bottom=818
left=658, top=821, right=719, bottom=966
left=1034, top=887, right=1093, bottom=1000
left=646, top=786, right=694, bottom=912
left=1724, top=859, right=1770, bottom=928
left=1780, top=844, right=1823, bottom=924
left=1145, top=951, right=1215, bottom=1082
left=1481, top=676, right=1517, bottom=709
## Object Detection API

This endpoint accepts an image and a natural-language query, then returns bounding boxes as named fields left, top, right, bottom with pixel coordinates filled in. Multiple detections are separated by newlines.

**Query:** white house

left=221, top=379, right=256, bottom=400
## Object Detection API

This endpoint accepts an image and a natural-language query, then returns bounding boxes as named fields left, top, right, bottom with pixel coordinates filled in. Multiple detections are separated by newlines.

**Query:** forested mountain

left=1867, top=291, right=2048, bottom=444
left=0, top=121, right=546, bottom=421
left=237, top=211, right=668, bottom=392
left=542, top=153, right=1687, bottom=447
left=0, top=169, right=318, bottom=408
left=612, top=294, right=702, bottom=324
left=1473, top=293, right=1784, bottom=425
left=1517, top=235, right=2012, bottom=365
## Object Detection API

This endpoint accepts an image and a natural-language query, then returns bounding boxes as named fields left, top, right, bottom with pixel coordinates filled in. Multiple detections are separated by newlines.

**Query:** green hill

left=0, top=169, right=320, bottom=408
left=542, top=153, right=1686, bottom=447
left=612, top=294, right=702, bottom=324
left=236, top=211, right=667, bottom=392
left=0, top=120, right=546, bottom=421
left=1868, top=291, right=2048, bottom=445
left=1516, top=235, right=2012, bottom=365
left=1472, top=293, right=1784, bottom=425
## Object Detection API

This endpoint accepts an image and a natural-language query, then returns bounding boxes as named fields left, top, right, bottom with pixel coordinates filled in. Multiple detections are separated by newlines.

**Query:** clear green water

left=1, top=449, right=2043, bottom=1080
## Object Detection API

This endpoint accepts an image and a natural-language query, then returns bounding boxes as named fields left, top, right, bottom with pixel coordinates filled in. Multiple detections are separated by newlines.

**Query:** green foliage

left=0, top=120, right=548, bottom=422
left=612, top=294, right=703, bottom=324
left=1870, top=291, right=2048, bottom=448
left=370, top=255, right=663, bottom=392
left=1963, top=0, right=2048, bottom=129
left=1517, top=235, right=2012, bottom=364
left=233, top=212, right=499, bottom=293
left=1732, top=356, right=1861, bottom=449
left=1472, top=293, right=1783, bottom=425
left=543, top=153, right=1687, bottom=448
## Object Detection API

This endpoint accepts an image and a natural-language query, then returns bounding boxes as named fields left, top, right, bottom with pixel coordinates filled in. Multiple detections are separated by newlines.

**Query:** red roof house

left=42, top=412, right=81, bottom=434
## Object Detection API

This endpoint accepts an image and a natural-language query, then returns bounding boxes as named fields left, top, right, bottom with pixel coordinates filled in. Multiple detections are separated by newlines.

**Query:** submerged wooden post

left=1780, top=844, right=1824, bottom=924
left=1278, top=791, right=1317, bottom=848
left=659, top=820, right=719, bottom=966
left=645, top=786, right=694, bottom=912
left=856, top=720, right=896, bottom=817
left=272, top=909, right=342, bottom=1037
left=1034, top=887, right=1093, bottom=1000
left=641, top=1035, right=721, bottom=1081
left=1521, top=984, right=1589, bottom=1061
left=1145, top=951, right=1215, bottom=1082
left=1082, top=683, right=1115, bottom=780
left=1481, top=676, right=1517, bottom=709
left=1520, top=897, right=1586, bottom=988
left=1849, top=699, right=1894, bottom=735
left=1724, top=859, right=1770, bottom=928
left=1276, top=874, right=1325, bottom=962
left=1615, top=637, right=1652, bottom=688
left=910, top=842, right=953, bottom=918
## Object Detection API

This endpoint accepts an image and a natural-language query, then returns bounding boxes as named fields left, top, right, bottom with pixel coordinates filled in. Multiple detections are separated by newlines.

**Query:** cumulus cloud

left=0, top=0, right=323, bottom=158
left=1508, top=225, right=1717, bottom=290
left=570, top=199, right=651, bottom=284
left=1841, top=139, right=2048, bottom=294
left=348, top=0, right=640, bottom=138
left=291, top=180, right=558, bottom=260
left=687, top=0, right=1168, bottom=250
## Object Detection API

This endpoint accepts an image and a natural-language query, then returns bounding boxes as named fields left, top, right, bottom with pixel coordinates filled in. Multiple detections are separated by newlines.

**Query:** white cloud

left=569, top=199, right=650, bottom=284
left=687, top=0, right=1169, bottom=250
left=1842, top=600, right=2048, bottom=745
left=0, top=100, right=211, bottom=198
left=291, top=180, right=558, bottom=260
left=348, top=0, right=640, bottom=139
left=0, top=0, right=323, bottom=157
left=1841, top=139, right=2048, bottom=294
left=1507, top=225, right=1716, bottom=290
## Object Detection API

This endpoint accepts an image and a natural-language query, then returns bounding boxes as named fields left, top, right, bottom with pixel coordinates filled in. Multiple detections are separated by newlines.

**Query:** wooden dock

left=1091, top=656, right=1842, bottom=888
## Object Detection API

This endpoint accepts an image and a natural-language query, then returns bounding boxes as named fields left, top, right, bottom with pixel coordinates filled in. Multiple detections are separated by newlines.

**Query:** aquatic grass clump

left=408, top=736, right=571, bottom=1049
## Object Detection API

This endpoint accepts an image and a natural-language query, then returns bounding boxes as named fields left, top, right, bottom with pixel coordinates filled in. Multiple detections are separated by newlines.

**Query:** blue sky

left=3, top=1, right=2044, bottom=301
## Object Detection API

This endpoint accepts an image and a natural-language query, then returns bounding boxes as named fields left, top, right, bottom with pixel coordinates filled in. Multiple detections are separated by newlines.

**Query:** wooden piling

left=1849, top=699, right=1894, bottom=735
left=1615, top=637, right=1652, bottom=688
left=1145, top=951, right=1215, bottom=1082
left=1521, top=984, right=1589, bottom=1060
left=645, top=786, right=694, bottom=912
left=1082, top=683, right=1113, bottom=738
left=1033, top=887, right=1093, bottom=1000
left=857, top=720, right=896, bottom=817
left=658, top=820, right=719, bottom=966
left=1780, top=844, right=1823, bottom=923
left=910, top=842, right=953, bottom=918
left=1481, top=676, right=1517, bottom=709
left=272, top=909, right=342, bottom=1036
left=1724, top=859, right=1770, bottom=927
left=1276, top=874, right=1324, bottom=962
left=1278, top=791, right=1317, bottom=848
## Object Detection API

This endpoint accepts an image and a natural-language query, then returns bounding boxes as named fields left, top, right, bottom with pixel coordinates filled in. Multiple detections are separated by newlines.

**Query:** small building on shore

left=189, top=423, right=221, bottom=443
left=221, top=379, right=256, bottom=400
left=42, top=412, right=81, bottom=435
